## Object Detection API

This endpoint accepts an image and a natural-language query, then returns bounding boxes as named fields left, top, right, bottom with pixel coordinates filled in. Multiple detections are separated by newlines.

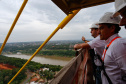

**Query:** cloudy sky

left=0, top=0, right=126, bottom=43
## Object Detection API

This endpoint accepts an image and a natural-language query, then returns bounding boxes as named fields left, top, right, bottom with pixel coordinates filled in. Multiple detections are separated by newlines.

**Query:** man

left=113, top=0, right=126, bottom=28
left=74, top=22, right=105, bottom=84
left=82, top=23, right=99, bottom=43
left=74, top=22, right=105, bottom=57
left=98, top=12, right=126, bottom=84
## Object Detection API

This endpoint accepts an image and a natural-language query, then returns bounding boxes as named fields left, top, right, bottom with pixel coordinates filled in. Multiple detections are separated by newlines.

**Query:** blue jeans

left=95, top=66, right=102, bottom=84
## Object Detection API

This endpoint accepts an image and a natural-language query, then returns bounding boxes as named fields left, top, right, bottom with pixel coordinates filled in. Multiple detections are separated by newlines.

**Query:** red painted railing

left=50, top=49, right=94, bottom=84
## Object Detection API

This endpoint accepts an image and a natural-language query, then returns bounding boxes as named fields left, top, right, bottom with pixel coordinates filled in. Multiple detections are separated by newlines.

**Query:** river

left=4, top=54, right=72, bottom=66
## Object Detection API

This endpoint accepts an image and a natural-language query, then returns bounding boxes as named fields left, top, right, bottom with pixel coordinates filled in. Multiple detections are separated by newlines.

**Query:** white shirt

left=101, top=34, right=126, bottom=84
left=88, top=35, right=105, bottom=66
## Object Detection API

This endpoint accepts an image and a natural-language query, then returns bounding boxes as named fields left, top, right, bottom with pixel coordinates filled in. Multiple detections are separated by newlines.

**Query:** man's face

left=99, top=24, right=113, bottom=40
left=119, top=6, right=126, bottom=27
left=90, top=28, right=98, bottom=38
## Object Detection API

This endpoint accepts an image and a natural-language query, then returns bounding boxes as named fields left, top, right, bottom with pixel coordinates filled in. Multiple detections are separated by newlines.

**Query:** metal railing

left=50, top=49, right=95, bottom=84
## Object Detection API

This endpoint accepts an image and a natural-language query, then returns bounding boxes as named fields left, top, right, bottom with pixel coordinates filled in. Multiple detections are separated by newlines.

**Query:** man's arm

left=74, top=43, right=90, bottom=50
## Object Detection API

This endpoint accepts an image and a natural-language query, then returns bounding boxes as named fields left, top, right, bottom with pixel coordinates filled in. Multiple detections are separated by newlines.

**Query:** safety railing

left=50, top=49, right=95, bottom=84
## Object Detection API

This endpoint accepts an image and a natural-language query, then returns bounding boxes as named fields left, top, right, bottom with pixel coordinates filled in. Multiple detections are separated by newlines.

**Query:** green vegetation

left=0, top=40, right=84, bottom=83
left=39, top=70, right=55, bottom=83
left=0, top=55, right=62, bottom=84
left=24, top=50, right=75, bottom=57
left=0, top=69, right=26, bottom=84
left=2, top=40, right=83, bottom=57
left=0, top=55, right=62, bottom=71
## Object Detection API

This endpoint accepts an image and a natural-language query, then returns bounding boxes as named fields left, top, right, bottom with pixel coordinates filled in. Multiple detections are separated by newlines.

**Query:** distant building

left=17, top=52, right=22, bottom=55
left=43, top=68, right=49, bottom=71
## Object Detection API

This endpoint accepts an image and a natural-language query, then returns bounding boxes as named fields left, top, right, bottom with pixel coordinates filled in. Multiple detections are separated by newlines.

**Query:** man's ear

left=111, top=25, right=115, bottom=33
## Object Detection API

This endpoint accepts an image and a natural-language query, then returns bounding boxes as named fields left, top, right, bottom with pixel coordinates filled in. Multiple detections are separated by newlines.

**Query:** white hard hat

left=90, top=22, right=99, bottom=29
left=113, top=0, right=126, bottom=17
left=98, top=12, right=121, bottom=24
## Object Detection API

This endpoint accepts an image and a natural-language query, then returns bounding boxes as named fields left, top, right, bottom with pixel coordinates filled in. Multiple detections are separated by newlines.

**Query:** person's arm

left=82, top=36, right=89, bottom=43
left=74, top=43, right=90, bottom=50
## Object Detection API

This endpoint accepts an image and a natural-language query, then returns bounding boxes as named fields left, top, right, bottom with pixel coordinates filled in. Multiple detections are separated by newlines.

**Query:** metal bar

left=8, top=9, right=80, bottom=84
left=58, top=9, right=80, bottom=29
left=0, top=0, right=28, bottom=55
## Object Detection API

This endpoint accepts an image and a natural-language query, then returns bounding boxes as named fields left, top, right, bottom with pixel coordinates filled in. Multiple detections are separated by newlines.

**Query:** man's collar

left=105, top=34, right=119, bottom=44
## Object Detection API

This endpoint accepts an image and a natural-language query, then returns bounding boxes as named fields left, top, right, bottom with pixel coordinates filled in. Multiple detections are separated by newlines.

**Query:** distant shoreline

left=4, top=53, right=73, bottom=61
left=4, top=54, right=73, bottom=66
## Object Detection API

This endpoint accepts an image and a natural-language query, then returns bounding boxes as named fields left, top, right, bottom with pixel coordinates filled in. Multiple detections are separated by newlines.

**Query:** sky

left=0, top=0, right=126, bottom=43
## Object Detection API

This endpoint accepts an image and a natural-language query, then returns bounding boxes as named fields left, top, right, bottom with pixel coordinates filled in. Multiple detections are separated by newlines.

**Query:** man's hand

left=74, top=44, right=82, bottom=50
left=82, top=36, right=85, bottom=41
left=82, top=36, right=89, bottom=43
left=74, top=44, right=79, bottom=50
